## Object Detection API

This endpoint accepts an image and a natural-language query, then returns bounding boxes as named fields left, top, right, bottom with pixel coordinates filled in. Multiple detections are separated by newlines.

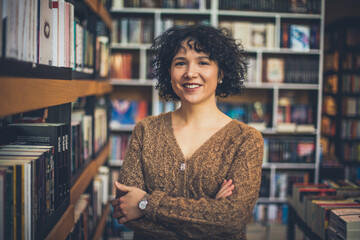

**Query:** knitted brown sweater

left=118, top=112, right=264, bottom=240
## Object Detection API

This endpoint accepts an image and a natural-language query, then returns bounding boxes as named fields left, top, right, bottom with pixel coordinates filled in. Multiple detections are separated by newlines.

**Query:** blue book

left=290, top=24, right=310, bottom=51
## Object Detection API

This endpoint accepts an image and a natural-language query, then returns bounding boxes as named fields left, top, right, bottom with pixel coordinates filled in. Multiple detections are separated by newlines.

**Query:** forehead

left=174, top=42, right=209, bottom=57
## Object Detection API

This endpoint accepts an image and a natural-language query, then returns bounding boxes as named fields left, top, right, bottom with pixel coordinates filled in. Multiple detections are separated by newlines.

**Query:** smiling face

left=170, top=40, right=221, bottom=106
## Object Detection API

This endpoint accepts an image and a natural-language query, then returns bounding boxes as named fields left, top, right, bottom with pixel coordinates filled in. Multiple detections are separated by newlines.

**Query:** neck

left=173, top=98, right=224, bottom=127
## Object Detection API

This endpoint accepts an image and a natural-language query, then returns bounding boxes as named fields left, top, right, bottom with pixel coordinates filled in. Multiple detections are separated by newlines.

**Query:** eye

left=174, top=62, right=185, bottom=66
left=199, top=61, right=210, bottom=65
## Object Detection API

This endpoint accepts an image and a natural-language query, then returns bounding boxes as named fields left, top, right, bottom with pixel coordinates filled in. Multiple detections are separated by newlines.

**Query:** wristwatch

left=138, top=194, right=148, bottom=211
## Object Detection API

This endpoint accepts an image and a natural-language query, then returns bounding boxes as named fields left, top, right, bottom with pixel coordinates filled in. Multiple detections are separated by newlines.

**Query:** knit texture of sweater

left=118, top=112, right=264, bottom=240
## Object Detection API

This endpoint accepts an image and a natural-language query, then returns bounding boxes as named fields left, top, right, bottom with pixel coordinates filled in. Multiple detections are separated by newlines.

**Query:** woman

left=112, top=24, right=264, bottom=239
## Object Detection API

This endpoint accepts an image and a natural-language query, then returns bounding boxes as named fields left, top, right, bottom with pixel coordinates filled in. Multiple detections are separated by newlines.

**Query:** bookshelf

left=321, top=17, right=360, bottom=182
left=0, top=0, right=113, bottom=239
left=109, top=0, right=324, bottom=225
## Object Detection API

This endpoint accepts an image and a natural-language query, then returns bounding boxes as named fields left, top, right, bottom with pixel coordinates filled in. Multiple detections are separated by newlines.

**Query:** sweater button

left=180, top=163, right=186, bottom=171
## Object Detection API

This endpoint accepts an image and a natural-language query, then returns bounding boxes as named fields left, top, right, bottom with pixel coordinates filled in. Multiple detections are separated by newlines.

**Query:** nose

left=185, top=63, right=198, bottom=79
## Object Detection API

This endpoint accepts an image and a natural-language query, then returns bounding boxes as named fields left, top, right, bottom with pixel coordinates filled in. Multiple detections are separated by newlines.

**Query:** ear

left=218, top=70, right=224, bottom=82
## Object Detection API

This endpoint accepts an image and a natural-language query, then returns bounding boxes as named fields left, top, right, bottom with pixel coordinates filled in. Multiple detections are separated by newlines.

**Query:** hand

left=215, top=179, right=235, bottom=199
left=112, top=182, right=147, bottom=224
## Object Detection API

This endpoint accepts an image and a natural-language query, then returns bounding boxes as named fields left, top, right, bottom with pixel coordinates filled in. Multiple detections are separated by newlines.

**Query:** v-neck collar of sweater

left=164, top=112, right=236, bottom=161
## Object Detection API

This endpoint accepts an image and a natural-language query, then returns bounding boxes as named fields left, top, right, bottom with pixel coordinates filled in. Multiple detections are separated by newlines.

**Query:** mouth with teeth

left=183, top=83, right=201, bottom=89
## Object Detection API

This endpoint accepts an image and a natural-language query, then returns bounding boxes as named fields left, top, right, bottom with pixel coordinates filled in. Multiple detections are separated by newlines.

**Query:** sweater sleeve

left=143, top=128, right=264, bottom=238
left=117, top=122, right=178, bottom=238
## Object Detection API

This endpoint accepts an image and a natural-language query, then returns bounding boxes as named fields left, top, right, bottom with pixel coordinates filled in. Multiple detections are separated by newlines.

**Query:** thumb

left=114, top=181, right=131, bottom=192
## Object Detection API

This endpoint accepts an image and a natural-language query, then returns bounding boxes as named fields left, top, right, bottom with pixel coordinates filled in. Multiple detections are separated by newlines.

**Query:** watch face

left=139, top=200, right=147, bottom=210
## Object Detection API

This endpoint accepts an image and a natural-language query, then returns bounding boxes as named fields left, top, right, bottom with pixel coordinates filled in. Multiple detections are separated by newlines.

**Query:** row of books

left=219, top=21, right=275, bottom=49
left=342, top=74, right=360, bottom=93
left=112, top=0, right=209, bottom=9
left=218, top=102, right=270, bottom=127
left=277, top=103, right=314, bottom=126
left=71, top=111, right=93, bottom=177
left=280, top=23, right=320, bottom=50
left=341, top=142, right=360, bottom=162
left=252, top=203, right=288, bottom=224
left=328, top=208, right=360, bottom=240
left=67, top=166, right=110, bottom=240
left=161, top=18, right=210, bottom=34
left=342, top=97, right=360, bottom=116
left=111, top=17, right=154, bottom=44
left=342, top=53, right=360, bottom=71
left=341, top=119, right=360, bottom=140
left=219, top=0, right=321, bottom=14
left=263, top=56, right=319, bottom=84
left=110, top=99, right=149, bottom=126
left=0, top=122, right=71, bottom=240
left=110, top=134, right=131, bottom=161
left=289, top=181, right=360, bottom=240
left=264, top=136, right=315, bottom=163
left=325, top=24, right=360, bottom=51
left=259, top=171, right=310, bottom=199
left=0, top=0, right=95, bottom=73
left=110, top=53, right=134, bottom=79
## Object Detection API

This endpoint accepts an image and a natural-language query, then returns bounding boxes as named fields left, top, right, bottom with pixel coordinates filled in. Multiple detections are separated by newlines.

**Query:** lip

left=182, top=83, right=202, bottom=91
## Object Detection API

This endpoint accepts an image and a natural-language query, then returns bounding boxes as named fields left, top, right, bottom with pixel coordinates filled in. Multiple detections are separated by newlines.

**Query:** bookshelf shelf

left=92, top=202, right=111, bottom=240
left=110, top=123, right=135, bottom=131
left=0, top=77, right=112, bottom=117
left=262, top=163, right=316, bottom=169
left=111, top=7, right=211, bottom=15
left=108, top=159, right=124, bottom=167
left=257, top=198, right=287, bottom=203
left=45, top=205, right=75, bottom=240
left=111, top=79, right=156, bottom=86
left=245, top=48, right=321, bottom=55
left=70, top=143, right=110, bottom=205
left=111, top=43, right=152, bottom=50
left=246, top=83, right=319, bottom=90
left=218, top=10, right=322, bottom=19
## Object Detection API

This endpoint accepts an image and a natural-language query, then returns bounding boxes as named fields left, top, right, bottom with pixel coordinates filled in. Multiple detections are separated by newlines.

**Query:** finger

left=111, top=199, right=118, bottom=207
left=221, top=179, right=227, bottom=187
left=113, top=211, right=123, bottom=219
left=114, top=181, right=131, bottom=193
left=217, top=184, right=235, bottom=199
left=119, top=216, right=129, bottom=224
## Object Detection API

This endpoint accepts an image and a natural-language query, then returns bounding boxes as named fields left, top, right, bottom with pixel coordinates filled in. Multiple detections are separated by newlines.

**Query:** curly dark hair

left=151, top=24, right=248, bottom=101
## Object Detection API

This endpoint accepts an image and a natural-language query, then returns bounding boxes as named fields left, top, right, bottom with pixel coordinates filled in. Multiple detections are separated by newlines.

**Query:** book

left=264, top=58, right=285, bottom=83
left=290, top=24, right=310, bottom=51
left=52, top=0, right=58, bottom=66
left=111, top=99, right=149, bottom=126
left=337, top=214, right=360, bottom=239
left=38, top=0, right=52, bottom=65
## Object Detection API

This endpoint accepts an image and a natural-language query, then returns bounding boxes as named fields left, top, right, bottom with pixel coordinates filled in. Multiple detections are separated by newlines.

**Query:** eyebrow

left=172, top=56, right=210, bottom=62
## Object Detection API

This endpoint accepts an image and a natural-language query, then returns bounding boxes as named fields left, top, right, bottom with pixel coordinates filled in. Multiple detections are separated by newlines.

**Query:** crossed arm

left=112, top=179, right=235, bottom=224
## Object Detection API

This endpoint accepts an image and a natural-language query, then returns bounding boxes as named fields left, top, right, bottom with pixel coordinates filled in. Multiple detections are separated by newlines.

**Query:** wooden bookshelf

left=92, top=202, right=111, bottom=240
left=84, top=0, right=113, bottom=30
left=70, top=143, right=110, bottom=204
left=0, top=77, right=112, bottom=117
left=45, top=204, right=75, bottom=240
